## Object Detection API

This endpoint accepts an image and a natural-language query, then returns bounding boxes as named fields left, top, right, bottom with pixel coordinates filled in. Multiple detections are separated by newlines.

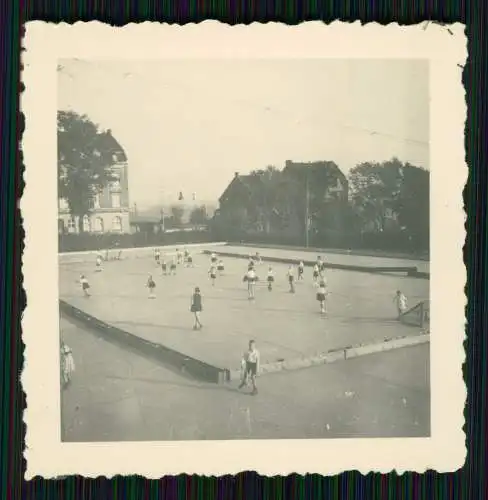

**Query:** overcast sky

left=58, top=59, right=429, bottom=208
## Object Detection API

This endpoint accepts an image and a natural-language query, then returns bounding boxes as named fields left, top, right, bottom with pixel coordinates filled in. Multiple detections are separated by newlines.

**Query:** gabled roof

left=96, top=130, right=128, bottom=162
left=283, top=160, right=347, bottom=182
left=219, top=173, right=264, bottom=203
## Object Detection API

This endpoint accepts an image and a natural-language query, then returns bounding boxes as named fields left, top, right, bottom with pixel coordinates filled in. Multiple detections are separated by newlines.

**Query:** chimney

left=234, top=172, right=239, bottom=177
left=285, top=160, right=292, bottom=168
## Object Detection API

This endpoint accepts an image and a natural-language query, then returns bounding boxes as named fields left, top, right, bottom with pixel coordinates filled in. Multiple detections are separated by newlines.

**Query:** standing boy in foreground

left=239, top=340, right=260, bottom=395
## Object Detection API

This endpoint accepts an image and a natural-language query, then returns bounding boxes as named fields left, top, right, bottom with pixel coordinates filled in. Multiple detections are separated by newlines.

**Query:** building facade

left=58, top=130, right=130, bottom=234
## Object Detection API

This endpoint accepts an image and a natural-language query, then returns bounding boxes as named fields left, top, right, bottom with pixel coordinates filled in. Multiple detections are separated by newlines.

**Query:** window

left=93, top=193, right=100, bottom=209
left=82, top=215, right=91, bottom=232
left=59, top=198, right=69, bottom=210
left=58, top=219, right=65, bottom=234
left=94, top=217, right=104, bottom=233
left=67, top=218, right=76, bottom=233
left=111, top=193, right=121, bottom=208
left=112, top=216, right=122, bottom=233
left=110, top=180, right=121, bottom=191
left=112, top=153, right=119, bottom=163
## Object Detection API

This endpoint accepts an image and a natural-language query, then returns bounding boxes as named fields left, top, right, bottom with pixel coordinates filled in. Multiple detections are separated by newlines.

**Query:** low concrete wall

left=61, top=298, right=429, bottom=383
left=203, top=250, right=419, bottom=277
left=228, top=334, right=430, bottom=380
left=59, top=300, right=230, bottom=384
left=59, top=242, right=227, bottom=265
left=407, top=270, right=430, bottom=279
left=233, top=241, right=430, bottom=262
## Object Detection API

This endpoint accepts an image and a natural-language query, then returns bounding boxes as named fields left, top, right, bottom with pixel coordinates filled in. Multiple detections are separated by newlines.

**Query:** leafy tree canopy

left=189, top=205, right=208, bottom=225
left=58, top=110, right=120, bottom=231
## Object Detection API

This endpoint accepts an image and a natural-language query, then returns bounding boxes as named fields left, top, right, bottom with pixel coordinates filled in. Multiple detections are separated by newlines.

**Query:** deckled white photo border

left=21, top=21, right=467, bottom=478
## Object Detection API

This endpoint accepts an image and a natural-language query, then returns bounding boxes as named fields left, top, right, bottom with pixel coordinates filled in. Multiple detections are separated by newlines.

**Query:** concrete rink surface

left=59, top=248, right=429, bottom=370
left=60, top=315, right=430, bottom=441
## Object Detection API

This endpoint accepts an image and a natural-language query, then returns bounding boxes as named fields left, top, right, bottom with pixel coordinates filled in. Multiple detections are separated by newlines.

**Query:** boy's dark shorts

left=246, top=361, right=257, bottom=376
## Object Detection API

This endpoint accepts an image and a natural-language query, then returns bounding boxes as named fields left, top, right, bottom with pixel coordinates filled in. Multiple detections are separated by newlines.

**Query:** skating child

left=176, top=248, right=183, bottom=264
left=79, top=275, right=90, bottom=297
left=161, top=258, right=168, bottom=275
left=217, top=259, right=225, bottom=275
left=394, top=290, right=408, bottom=319
left=248, top=258, right=255, bottom=271
left=147, top=274, right=156, bottom=298
left=254, top=252, right=262, bottom=265
left=298, top=260, right=305, bottom=280
left=209, top=264, right=217, bottom=286
left=186, top=253, right=194, bottom=267
left=154, top=248, right=161, bottom=265
left=266, top=266, right=275, bottom=291
left=95, top=253, right=103, bottom=272
left=316, top=279, right=328, bottom=314
left=60, top=340, right=75, bottom=387
left=244, top=268, right=258, bottom=300
left=190, top=287, right=203, bottom=330
left=286, top=265, right=296, bottom=293
left=211, top=252, right=217, bottom=264
left=316, top=256, right=323, bottom=270
left=312, top=264, right=320, bottom=284
left=320, top=257, right=327, bottom=273
left=239, top=340, right=260, bottom=395
left=170, top=258, right=177, bottom=275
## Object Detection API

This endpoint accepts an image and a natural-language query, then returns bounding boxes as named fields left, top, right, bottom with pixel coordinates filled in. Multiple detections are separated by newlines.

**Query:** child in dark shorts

left=239, top=340, right=260, bottom=395
left=147, top=274, right=156, bottom=298
left=190, top=287, right=203, bottom=330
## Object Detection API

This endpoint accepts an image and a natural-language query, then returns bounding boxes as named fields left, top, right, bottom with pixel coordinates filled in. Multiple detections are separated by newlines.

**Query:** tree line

left=213, top=160, right=429, bottom=252
left=58, top=111, right=429, bottom=252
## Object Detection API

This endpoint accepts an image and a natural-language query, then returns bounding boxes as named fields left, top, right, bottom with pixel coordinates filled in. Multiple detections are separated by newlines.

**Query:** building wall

left=58, top=159, right=131, bottom=234
left=59, top=211, right=131, bottom=234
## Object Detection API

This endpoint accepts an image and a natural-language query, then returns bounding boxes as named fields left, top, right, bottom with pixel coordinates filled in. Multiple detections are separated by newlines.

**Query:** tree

left=170, top=205, right=185, bottom=226
left=58, top=110, right=118, bottom=233
left=189, top=205, right=208, bottom=225
left=395, top=163, right=430, bottom=248
left=348, top=158, right=430, bottom=249
left=248, top=166, right=283, bottom=233
left=348, top=158, right=404, bottom=232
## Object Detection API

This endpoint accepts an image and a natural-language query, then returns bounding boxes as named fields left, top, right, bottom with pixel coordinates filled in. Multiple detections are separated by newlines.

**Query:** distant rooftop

left=97, top=129, right=128, bottom=162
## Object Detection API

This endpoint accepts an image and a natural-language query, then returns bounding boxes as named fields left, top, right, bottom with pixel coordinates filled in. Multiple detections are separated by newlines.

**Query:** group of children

left=147, top=247, right=196, bottom=298
left=239, top=254, right=330, bottom=315
left=208, top=252, right=225, bottom=286
left=75, top=248, right=410, bottom=397
left=155, top=247, right=194, bottom=276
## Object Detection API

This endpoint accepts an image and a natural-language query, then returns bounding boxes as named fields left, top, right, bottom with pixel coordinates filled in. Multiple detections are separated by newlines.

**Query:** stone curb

left=59, top=299, right=229, bottom=384
left=228, top=333, right=430, bottom=381
left=58, top=242, right=228, bottom=264
left=233, top=242, right=430, bottom=262
left=203, top=250, right=423, bottom=277
left=59, top=241, right=227, bottom=258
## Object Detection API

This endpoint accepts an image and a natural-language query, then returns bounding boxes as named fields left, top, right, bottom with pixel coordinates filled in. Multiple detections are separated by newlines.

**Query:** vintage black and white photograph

left=22, top=22, right=466, bottom=477
left=56, top=56, right=431, bottom=442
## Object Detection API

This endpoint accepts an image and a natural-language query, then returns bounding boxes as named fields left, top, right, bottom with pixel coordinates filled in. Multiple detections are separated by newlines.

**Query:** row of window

left=92, top=192, right=121, bottom=209
left=61, top=215, right=123, bottom=233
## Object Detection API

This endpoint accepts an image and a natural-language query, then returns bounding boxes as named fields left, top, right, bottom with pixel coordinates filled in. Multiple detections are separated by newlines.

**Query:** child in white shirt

left=394, top=290, right=408, bottom=319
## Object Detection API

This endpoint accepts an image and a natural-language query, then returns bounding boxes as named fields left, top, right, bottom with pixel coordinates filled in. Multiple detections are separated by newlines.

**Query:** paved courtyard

left=60, top=315, right=430, bottom=441
left=59, top=247, right=429, bottom=371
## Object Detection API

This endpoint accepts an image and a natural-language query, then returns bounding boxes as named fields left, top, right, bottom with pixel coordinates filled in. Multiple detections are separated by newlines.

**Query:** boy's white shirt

left=243, top=349, right=260, bottom=372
